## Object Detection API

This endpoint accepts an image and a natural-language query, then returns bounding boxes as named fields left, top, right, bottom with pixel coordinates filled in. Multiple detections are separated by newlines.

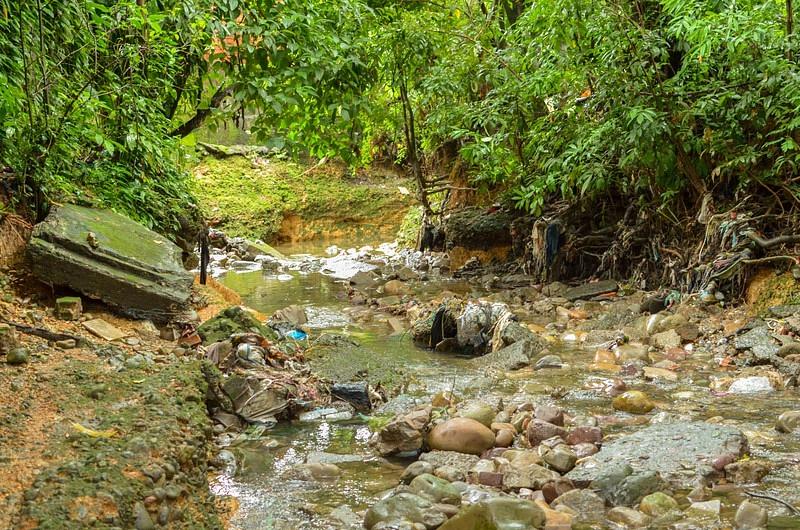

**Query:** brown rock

left=428, top=418, right=496, bottom=455
left=535, top=405, right=565, bottom=426
left=527, top=419, right=566, bottom=446
left=566, top=426, right=602, bottom=445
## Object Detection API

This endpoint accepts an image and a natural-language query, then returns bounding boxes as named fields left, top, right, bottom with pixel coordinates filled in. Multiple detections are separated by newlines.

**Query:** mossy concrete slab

left=27, top=205, right=192, bottom=319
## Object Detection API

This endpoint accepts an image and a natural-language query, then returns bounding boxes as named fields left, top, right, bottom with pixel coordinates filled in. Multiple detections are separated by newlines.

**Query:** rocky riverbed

left=203, top=235, right=800, bottom=530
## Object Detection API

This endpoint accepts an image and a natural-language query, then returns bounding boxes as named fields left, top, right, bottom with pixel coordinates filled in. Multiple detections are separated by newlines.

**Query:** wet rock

left=526, top=419, right=566, bottom=446
left=615, top=343, right=650, bottom=363
left=494, top=430, right=514, bottom=447
left=687, top=499, right=721, bottom=517
left=566, top=422, right=748, bottom=488
left=401, top=461, right=435, bottom=484
left=734, top=499, right=768, bottom=529
left=290, top=463, right=341, bottom=481
left=612, top=391, right=655, bottom=414
left=371, top=407, right=431, bottom=456
left=197, top=306, right=275, bottom=344
left=639, top=492, right=678, bottom=517
left=551, top=489, right=606, bottom=522
left=384, top=280, right=411, bottom=296
left=611, top=471, right=666, bottom=506
left=727, top=376, right=775, bottom=394
left=437, top=497, right=546, bottom=530
left=409, top=474, right=461, bottom=505
left=331, top=382, right=372, bottom=411
left=724, top=459, right=771, bottom=484
left=534, top=354, right=563, bottom=370
left=428, top=418, right=495, bottom=455
left=28, top=205, right=193, bottom=317
left=471, top=340, right=536, bottom=371
left=434, top=465, right=465, bottom=483
left=607, top=506, right=652, bottom=528
left=776, top=410, right=800, bottom=433
left=651, top=329, right=681, bottom=349
left=419, top=451, right=480, bottom=478
left=6, top=347, right=29, bottom=365
left=364, top=492, right=449, bottom=529
left=540, top=444, right=576, bottom=473
left=566, top=426, right=602, bottom=445
left=564, top=280, right=618, bottom=301
left=459, top=402, right=495, bottom=427
left=534, top=405, right=564, bottom=427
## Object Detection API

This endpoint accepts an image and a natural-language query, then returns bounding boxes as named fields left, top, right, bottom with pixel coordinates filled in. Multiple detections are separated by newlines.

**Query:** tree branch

left=169, top=85, right=233, bottom=138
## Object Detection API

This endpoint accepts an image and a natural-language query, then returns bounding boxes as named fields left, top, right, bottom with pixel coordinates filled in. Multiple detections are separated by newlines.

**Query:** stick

left=744, top=491, right=799, bottom=514
left=2, top=319, right=88, bottom=345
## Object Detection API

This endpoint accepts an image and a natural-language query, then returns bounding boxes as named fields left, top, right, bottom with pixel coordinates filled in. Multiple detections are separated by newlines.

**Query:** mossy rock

left=746, top=268, right=800, bottom=315
left=197, top=306, right=276, bottom=344
left=444, top=207, right=516, bottom=250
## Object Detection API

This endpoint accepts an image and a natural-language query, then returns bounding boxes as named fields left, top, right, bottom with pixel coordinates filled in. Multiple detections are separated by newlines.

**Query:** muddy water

left=212, top=239, right=800, bottom=530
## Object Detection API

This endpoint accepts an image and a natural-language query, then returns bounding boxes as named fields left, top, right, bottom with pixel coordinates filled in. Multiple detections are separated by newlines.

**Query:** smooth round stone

left=428, top=418, right=495, bottom=455
left=459, top=402, right=496, bottom=427
left=6, top=347, right=29, bottom=365
left=494, top=429, right=514, bottom=448
left=734, top=499, right=768, bottom=529
left=409, top=474, right=461, bottom=505
left=401, top=461, right=434, bottom=484
left=776, top=410, right=800, bottom=433
left=639, top=491, right=678, bottom=517
left=612, top=391, right=655, bottom=414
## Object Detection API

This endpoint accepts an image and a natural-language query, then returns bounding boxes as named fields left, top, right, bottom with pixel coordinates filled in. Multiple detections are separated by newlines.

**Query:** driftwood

left=744, top=231, right=800, bottom=249
left=197, top=142, right=278, bottom=158
left=2, top=319, right=88, bottom=345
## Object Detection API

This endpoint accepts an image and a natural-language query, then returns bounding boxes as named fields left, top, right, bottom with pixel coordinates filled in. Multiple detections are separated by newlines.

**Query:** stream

left=210, top=238, right=800, bottom=530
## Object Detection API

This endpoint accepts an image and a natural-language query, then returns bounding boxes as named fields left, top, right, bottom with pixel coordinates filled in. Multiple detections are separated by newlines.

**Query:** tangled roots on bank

left=519, top=191, right=800, bottom=299
left=0, top=213, right=33, bottom=266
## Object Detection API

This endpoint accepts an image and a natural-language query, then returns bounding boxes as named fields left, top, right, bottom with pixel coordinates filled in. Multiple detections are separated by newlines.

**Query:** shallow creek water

left=211, top=239, right=800, bottom=530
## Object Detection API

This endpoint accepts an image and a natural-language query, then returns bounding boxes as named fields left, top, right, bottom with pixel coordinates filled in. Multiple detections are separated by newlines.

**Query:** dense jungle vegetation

left=1, top=0, right=799, bottom=239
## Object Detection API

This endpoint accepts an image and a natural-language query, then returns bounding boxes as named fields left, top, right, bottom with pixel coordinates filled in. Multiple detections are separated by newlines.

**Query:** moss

left=190, top=156, right=413, bottom=242
left=747, top=269, right=800, bottom=315
left=396, top=206, right=423, bottom=248
left=197, top=305, right=277, bottom=344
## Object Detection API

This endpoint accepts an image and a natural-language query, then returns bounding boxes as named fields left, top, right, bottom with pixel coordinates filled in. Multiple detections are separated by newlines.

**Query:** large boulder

left=27, top=205, right=192, bottom=318
left=428, top=418, right=496, bottom=455
left=567, top=422, right=748, bottom=488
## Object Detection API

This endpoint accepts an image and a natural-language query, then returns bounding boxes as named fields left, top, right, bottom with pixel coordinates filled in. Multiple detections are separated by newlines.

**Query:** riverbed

left=211, top=238, right=800, bottom=530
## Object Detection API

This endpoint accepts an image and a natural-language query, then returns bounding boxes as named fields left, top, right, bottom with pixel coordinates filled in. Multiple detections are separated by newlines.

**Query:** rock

left=28, top=205, right=193, bottom=316
left=471, top=340, right=536, bottom=371
left=564, top=280, right=618, bottom=301
left=551, top=489, right=606, bottom=522
left=526, top=419, right=566, bottom=446
left=331, top=382, right=372, bottom=411
left=650, top=329, right=681, bottom=349
left=271, top=305, right=307, bottom=326
left=83, top=318, right=126, bottom=341
left=384, top=279, right=411, bottom=296
left=0, top=323, right=18, bottom=354
left=601, top=468, right=663, bottom=505
left=409, top=474, right=461, bottom=505
left=434, top=465, right=466, bottom=483
left=776, top=410, right=800, bottom=433
left=350, top=270, right=379, bottom=288
left=437, top=497, right=546, bottom=530
left=371, top=408, right=431, bottom=456
left=290, top=463, right=341, bottom=481
left=401, top=461, right=435, bottom=484
left=428, top=418, right=496, bottom=455
left=134, top=502, right=155, bottom=530
left=687, top=499, right=721, bottom=517
left=735, top=327, right=781, bottom=359
left=55, top=296, right=82, bottom=320
left=567, top=422, right=748, bottom=488
left=6, top=347, right=29, bottom=365
left=777, top=342, right=800, bottom=357
left=420, top=451, right=480, bottom=477
left=643, top=366, right=678, bottom=382
left=56, top=339, right=77, bottom=349
left=534, top=405, right=564, bottom=427
left=197, top=306, right=275, bottom=344
left=565, top=426, right=602, bottom=445
left=574, top=443, right=599, bottom=459
left=724, top=459, right=771, bottom=483
left=534, top=354, right=563, bottom=370
left=615, top=343, right=650, bottom=363
left=727, top=376, right=775, bottom=394
left=459, top=402, right=496, bottom=427
left=607, top=507, right=652, bottom=528
left=364, top=493, right=448, bottom=529
left=612, top=391, right=655, bottom=414
left=503, top=462, right=559, bottom=490
left=734, top=500, right=768, bottom=529
left=541, top=444, right=577, bottom=473
left=639, top=492, right=678, bottom=517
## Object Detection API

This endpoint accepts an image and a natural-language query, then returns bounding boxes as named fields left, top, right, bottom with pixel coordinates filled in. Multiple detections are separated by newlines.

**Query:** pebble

left=612, top=391, right=655, bottom=414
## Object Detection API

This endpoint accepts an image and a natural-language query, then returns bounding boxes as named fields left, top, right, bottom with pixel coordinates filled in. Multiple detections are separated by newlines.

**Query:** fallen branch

left=741, top=255, right=798, bottom=266
left=744, top=491, right=799, bottom=515
left=1, top=319, right=88, bottom=345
